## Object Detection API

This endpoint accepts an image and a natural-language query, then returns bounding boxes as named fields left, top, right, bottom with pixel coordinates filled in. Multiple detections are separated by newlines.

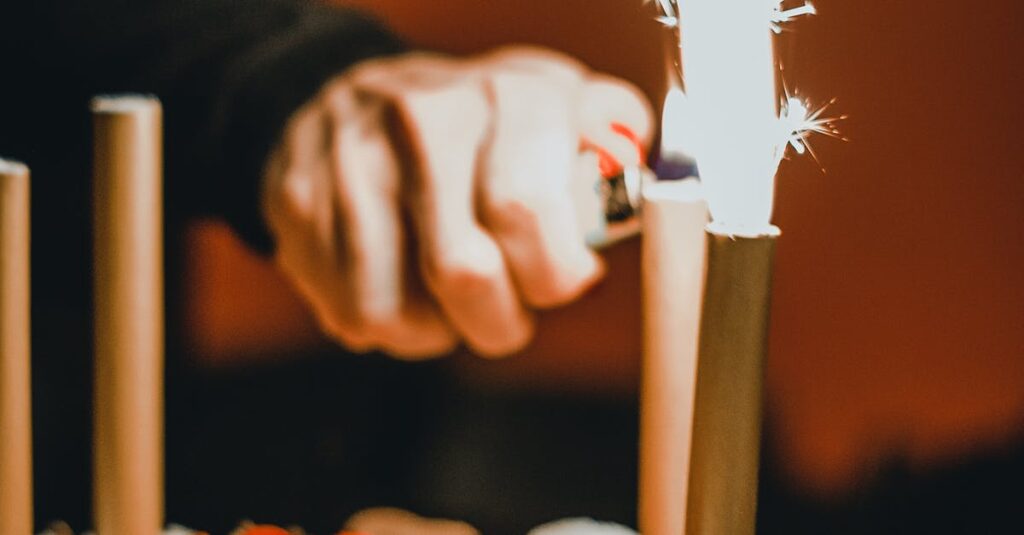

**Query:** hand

left=262, top=46, right=652, bottom=359
left=346, top=507, right=478, bottom=535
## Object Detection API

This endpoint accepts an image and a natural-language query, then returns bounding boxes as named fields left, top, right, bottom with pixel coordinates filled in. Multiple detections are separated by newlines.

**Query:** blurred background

left=35, top=0, right=1024, bottom=533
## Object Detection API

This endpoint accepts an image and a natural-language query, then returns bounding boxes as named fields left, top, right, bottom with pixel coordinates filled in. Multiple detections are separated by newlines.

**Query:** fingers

left=266, top=89, right=458, bottom=359
left=577, top=74, right=656, bottom=166
left=479, top=70, right=605, bottom=308
left=477, top=45, right=587, bottom=87
left=390, top=81, right=534, bottom=357
left=264, top=102, right=373, bottom=351
left=264, top=47, right=655, bottom=360
left=479, top=45, right=655, bottom=159
left=347, top=508, right=480, bottom=535
left=326, top=93, right=458, bottom=358
left=583, top=74, right=655, bottom=142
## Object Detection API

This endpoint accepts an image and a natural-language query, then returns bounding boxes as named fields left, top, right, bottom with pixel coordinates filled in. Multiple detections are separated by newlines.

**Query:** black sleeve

left=0, top=0, right=404, bottom=253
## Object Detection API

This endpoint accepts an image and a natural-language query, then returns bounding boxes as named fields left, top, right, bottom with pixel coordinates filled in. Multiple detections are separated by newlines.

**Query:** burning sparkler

left=651, top=0, right=819, bottom=32
left=652, top=0, right=839, bottom=211
left=638, top=2, right=841, bottom=535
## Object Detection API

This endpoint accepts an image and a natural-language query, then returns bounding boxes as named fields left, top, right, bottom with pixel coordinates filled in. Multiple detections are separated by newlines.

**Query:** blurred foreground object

left=637, top=179, right=706, bottom=535
left=91, top=95, right=165, bottom=535
left=0, top=159, right=31, bottom=535
left=346, top=507, right=479, bottom=535
left=527, top=518, right=637, bottom=535
left=262, top=46, right=651, bottom=359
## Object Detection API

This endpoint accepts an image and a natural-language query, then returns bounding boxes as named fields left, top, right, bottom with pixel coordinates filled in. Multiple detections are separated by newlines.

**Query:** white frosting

left=528, top=518, right=638, bottom=535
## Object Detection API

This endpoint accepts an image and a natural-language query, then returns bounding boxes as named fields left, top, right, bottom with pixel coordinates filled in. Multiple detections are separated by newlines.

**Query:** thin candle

left=638, top=179, right=707, bottom=535
left=0, top=159, right=32, bottom=535
left=91, top=95, right=165, bottom=535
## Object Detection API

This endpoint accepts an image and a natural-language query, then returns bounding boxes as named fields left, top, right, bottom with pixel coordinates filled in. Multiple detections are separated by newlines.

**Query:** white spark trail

left=647, top=0, right=679, bottom=27
left=776, top=96, right=847, bottom=171
left=771, top=2, right=816, bottom=33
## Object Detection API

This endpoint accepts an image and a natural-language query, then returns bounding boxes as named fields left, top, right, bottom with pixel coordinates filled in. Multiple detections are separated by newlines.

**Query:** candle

left=685, top=229, right=778, bottom=535
left=91, top=95, right=165, bottom=535
left=638, top=178, right=707, bottom=535
left=0, top=158, right=32, bottom=535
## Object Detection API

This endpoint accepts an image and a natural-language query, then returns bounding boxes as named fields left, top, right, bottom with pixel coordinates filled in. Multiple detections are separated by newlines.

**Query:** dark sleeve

left=0, top=0, right=404, bottom=253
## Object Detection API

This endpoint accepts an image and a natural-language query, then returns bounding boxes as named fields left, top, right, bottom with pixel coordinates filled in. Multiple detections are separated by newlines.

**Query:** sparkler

left=638, top=2, right=839, bottom=535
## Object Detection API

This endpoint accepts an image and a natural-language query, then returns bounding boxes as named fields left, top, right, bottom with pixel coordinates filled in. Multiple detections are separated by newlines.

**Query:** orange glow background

left=181, top=0, right=1024, bottom=494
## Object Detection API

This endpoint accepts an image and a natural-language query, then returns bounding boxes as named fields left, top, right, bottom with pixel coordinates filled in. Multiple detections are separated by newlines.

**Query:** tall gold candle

left=91, top=96, right=164, bottom=535
left=0, top=159, right=32, bottom=535
left=684, top=227, right=778, bottom=535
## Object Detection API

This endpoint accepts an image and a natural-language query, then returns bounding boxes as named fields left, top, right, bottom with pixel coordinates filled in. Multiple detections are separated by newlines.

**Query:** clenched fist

left=262, top=46, right=652, bottom=359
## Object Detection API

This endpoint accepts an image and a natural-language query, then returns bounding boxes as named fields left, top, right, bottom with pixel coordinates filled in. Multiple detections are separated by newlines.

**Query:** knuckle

left=362, top=306, right=460, bottom=360
left=321, top=82, right=358, bottom=116
left=486, top=192, right=541, bottom=228
left=528, top=276, right=587, bottom=309
left=263, top=171, right=317, bottom=237
left=279, top=171, right=314, bottom=213
left=395, top=85, right=488, bottom=127
left=484, top=45, right=587, bottom=78
left=355, top=303, right=404, bottom=341
left=423, top=243, right=505, bottom=298
left=386, top=333, right=459, bottom=361
left=485, top=166, right=566, bottom=216
left=533, top=250, right=604, bottom=308
left=472, top=317, right=535, bottom=359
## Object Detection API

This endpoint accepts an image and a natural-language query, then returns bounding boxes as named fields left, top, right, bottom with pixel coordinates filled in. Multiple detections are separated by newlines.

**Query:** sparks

left=777, top=96, right=846, bottom=168
left=647, top=0, right=679, bottom=27
left=650, top=0, right=841, bottom=227
left=770, top=1, right=816, bottom=33
left=656, top=15, right=679, bottom=27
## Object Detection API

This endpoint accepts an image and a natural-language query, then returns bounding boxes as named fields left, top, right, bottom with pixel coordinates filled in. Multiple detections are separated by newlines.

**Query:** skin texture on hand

left=345, top=507, right=479, bottom=535
left=262, top=46, right=652, bottom=359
